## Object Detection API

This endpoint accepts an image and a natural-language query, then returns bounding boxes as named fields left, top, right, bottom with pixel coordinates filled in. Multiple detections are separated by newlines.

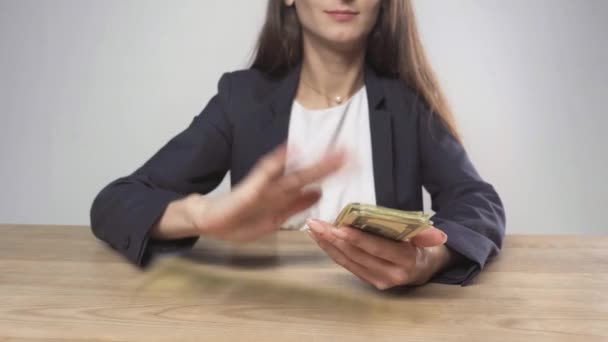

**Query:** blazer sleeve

left=90, top=73, right=234, bottom=266
left=418, top=105, right=506, bottom=286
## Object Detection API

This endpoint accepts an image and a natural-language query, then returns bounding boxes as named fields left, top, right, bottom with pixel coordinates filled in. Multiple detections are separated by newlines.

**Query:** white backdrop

left=1, top=0, right=606, bottom=234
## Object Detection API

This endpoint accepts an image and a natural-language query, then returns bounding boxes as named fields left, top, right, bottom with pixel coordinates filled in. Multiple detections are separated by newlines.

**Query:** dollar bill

left=333, top=203, right=433, bottom=241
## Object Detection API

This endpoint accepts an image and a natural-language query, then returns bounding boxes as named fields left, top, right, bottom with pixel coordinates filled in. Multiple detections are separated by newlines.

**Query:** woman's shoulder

left=221, top=68, right=270, bottom=85
left=216, top=68, right=281, bottom=104
left=220, top=68, right=279, bottom=91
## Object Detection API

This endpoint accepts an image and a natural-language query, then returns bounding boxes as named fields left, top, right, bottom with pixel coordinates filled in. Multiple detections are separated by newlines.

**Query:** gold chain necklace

left=300, top=73, right=364, bottom=106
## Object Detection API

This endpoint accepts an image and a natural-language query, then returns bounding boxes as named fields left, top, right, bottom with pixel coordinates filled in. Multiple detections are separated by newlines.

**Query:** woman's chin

left=322, top=35, right=367, bottom=52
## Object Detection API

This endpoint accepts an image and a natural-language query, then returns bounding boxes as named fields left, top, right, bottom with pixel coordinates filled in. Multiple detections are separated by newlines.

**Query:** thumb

left=409, top=227, right=447, bottom=247
left=307, top=218, right=335, bottom=231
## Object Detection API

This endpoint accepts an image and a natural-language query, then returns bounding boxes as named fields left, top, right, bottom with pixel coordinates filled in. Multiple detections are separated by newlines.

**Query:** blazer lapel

left=266, top=65, right=302, bottom=150
left=365, top=66, right=397, bottom=208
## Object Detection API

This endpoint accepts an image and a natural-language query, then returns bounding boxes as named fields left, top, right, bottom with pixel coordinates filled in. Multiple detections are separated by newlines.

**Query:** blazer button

left=122, top=236, right=131, bottom=250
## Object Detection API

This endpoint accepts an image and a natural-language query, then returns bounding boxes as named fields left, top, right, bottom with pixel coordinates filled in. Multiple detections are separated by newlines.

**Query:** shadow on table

left=181, top=235, right=328, bottom=269
left=182, top=250, right=330, bottom=269
left=134, top=231, right=460, bottom=323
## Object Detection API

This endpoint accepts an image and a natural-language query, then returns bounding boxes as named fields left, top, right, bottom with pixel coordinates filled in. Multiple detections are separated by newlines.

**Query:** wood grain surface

left=0, top=225, right=607, bottom=341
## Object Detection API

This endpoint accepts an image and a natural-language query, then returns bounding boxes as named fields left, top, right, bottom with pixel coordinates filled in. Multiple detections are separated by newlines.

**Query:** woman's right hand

left=171, top=145, right=346, bottom=242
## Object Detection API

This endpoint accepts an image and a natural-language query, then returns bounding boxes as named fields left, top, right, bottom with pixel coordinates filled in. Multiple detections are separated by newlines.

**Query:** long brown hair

left=251, top=0, right=460, bottom=141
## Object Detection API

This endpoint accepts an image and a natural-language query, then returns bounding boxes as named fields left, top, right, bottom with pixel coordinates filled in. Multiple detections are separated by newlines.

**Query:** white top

left=282, top=86, right=377, bottom=229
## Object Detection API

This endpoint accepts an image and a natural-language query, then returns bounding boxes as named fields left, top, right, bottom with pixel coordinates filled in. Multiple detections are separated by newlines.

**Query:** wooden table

left=0, top=225, right=607, bottom=341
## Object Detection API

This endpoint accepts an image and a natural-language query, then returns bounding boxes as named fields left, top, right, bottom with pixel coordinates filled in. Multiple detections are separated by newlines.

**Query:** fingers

left=276, top=149, right=346, bottom=193
left=325, top=234, right=411, bottom=286
left=409, top=227, right=447, bottom=248
left=219, top=146, right=346, bottom=243
left=307, top=220, right=414, bottom=290
left=217, top=189, right=322, bottom=242
left=275, top=189, right=322, bottom=224
left=241, top=147, right=345, bottom=211
left=307, top=231, right=375, bottom=286
left=321, top=223, right=416, bottom=265
left=245, top=145, right=288, bottom=190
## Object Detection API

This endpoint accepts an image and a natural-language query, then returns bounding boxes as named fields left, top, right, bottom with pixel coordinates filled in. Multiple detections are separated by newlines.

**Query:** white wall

left=1, top=0, right=606, bottom=234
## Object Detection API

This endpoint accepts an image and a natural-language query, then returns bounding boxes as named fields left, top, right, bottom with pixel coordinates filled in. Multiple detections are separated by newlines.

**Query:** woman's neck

left=296, top=34, right=366, bottom=109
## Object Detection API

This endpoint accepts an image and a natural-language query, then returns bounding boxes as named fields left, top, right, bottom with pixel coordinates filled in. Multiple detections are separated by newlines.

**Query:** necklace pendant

left=335, top=96, right=343, bottom=104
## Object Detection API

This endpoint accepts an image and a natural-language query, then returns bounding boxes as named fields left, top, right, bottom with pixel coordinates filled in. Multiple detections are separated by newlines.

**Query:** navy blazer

left=90, top=65, right=505, bottom=286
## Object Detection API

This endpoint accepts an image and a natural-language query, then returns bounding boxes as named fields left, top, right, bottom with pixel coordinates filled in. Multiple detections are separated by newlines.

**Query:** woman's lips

left=325, top=10, right=359, bottom=22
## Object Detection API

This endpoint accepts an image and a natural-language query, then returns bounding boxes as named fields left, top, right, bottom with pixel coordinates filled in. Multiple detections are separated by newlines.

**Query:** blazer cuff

left=430, top=219, right=499, bottom=286
left=122, top=191, right=198, bottom=266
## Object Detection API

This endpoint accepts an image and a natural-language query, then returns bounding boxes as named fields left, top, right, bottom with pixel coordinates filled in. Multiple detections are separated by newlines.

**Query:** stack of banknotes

left=301, top=203, right=433, bottom=241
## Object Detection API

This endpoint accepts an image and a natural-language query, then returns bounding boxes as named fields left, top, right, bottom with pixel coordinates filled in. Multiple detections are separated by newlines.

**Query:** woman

left=91, top=0, right=505, bottom=289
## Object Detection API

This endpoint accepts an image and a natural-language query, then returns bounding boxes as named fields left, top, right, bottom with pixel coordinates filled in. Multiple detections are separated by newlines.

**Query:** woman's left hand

left=307, top=219, right=453, bottom=290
